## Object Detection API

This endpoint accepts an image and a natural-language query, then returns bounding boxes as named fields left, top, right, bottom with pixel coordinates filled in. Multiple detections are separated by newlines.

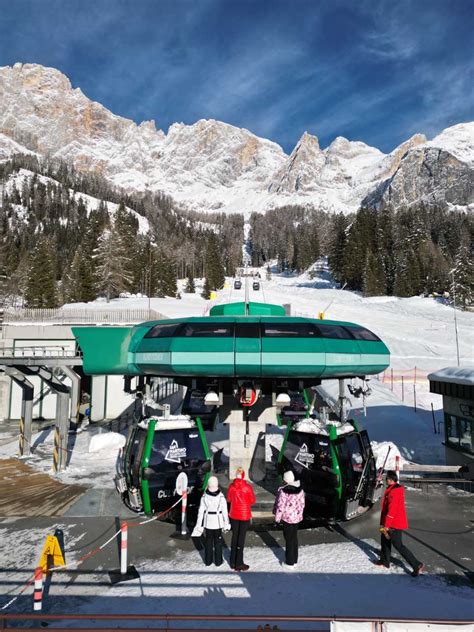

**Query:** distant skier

left=273, top=471, right=305, bottom=568
left=374, top=470, right=424, bottom=576
left=191, top=476, right=230, bottom=567
left=227, top=467, right=256, bottom=571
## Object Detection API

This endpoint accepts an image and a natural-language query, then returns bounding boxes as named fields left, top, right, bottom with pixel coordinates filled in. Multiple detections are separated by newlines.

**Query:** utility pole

left=452, top=271, right=460, bottom=366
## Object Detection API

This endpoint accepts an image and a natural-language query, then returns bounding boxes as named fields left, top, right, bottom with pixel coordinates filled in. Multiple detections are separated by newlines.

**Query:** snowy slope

left=1, top=169, right=152, bottom=234
left=428, top=122, right=474, bottom=167
left=0, top=63, right=473, bottom=214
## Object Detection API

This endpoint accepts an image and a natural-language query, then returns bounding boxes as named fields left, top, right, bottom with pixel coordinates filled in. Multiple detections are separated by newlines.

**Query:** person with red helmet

left=375, top=470, right=424, bottom=577
left=227, top=467, right=256, bottom=571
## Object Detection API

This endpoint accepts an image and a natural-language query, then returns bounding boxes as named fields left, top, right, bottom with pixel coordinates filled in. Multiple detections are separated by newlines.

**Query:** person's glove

left=222, top=524, right=231, bottom=533
left=191, top=526, right=204, bottom=538
left=379, top=527, right=390, bottom=539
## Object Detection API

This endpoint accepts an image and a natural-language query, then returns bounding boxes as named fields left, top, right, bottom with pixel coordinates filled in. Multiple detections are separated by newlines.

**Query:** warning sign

left=165, top=439, right=187, bottom=463
left=39, top=534, right=65, bottom=573
left=295, top=443, right=315, bottom=469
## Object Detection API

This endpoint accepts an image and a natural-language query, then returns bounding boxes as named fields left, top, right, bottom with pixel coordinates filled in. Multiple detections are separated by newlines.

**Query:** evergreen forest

left=0, top=154, right=472, bottom=309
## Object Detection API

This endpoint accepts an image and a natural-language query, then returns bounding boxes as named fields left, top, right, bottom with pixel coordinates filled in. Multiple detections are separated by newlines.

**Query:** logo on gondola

left=295, top=443, right=314, bottom=468
left=165, top=439, right=187, bottom=463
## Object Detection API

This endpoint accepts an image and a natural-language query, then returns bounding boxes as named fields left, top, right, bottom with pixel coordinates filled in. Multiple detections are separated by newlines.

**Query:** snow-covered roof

left=138, top=415, right=196, bottom=430
left=428, top=366, right=474, bottom=386
left=293, top=418, right=355, bottom=437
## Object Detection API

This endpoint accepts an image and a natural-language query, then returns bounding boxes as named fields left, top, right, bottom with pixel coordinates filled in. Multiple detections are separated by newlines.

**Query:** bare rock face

left=380, top=146, right=474, bottom=209
left=0, top=63, right=472, bottom=214
left=269, top=132, right=325, bottom=192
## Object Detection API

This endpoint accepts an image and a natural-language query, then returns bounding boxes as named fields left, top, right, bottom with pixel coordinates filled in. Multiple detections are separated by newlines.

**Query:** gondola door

left=359, top=429, right=378, bottom=505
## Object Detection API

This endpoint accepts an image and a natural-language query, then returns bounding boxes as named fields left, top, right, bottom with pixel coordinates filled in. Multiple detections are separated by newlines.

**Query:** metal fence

left=4, top=308, right=166, bottom=324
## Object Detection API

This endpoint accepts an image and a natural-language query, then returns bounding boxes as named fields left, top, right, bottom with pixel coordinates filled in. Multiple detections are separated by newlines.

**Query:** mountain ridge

left=0, top=63, right=473, bottom=214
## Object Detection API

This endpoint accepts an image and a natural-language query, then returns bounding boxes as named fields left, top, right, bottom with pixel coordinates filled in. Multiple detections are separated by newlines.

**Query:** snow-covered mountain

left=0, top=63, right=473, bottom=214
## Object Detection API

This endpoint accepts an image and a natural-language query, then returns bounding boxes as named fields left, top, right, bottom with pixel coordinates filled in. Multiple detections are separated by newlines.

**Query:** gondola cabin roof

left=138, top=415, right=196, bottom=431
left=293, top=418, right=357, bottom=437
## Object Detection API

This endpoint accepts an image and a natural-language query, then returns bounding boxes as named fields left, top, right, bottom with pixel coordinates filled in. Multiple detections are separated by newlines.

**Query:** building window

left=445, top=413, right=473, bottom=454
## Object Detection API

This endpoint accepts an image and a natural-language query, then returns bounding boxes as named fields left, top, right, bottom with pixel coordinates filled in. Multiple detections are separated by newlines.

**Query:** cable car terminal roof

left=72, top=301, right=390, bottom=379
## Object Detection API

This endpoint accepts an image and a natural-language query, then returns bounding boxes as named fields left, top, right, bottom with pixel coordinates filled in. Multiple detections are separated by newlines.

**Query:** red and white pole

left=33, top=567, right=43, bottom=611
left=120, top=522, right=128, bottom=575
left=395, top=455, right=401, bottom=476
left=181, top=490, right=188, bottom=536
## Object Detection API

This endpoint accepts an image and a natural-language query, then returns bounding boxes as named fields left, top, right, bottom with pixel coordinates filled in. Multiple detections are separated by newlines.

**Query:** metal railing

left=4, top=308, right=166, bottom=324
left=0, top=345, right=81, bottom=358
left=1, top=614, right=473, bottom=631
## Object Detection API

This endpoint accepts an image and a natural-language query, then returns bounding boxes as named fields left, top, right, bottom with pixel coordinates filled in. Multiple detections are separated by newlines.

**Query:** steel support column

left=21, top=366, right=70, bottom=472
left=61, top=366, right=80, bottom=422
left=1, top=367, right=34, bottom=457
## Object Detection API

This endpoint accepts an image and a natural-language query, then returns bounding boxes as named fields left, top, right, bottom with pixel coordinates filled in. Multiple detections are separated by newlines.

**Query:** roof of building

left=428, top=366, right=474, bottom=386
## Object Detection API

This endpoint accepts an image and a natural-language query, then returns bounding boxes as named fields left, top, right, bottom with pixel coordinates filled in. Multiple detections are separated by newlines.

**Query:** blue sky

left=0, top=0, right=473, bottom=153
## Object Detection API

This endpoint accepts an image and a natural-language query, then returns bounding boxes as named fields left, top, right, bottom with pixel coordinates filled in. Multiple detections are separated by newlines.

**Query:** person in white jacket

left=191, top=475, right=230, bottom=566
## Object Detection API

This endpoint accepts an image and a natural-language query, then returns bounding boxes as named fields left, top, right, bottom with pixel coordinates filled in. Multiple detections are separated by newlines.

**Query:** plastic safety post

left=33, top=567, right=43, bottom=612
left=120, top=522, right=128, bottom=575
left=181, top=490, right=188, bottom=536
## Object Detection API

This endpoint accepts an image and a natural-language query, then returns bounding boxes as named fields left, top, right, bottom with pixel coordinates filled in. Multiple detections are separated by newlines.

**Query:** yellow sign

left=39, top=535, right=65, bottom=572
left=210, top=291, right=216, bottom=300
left=318, top=311, right=325, bottom=320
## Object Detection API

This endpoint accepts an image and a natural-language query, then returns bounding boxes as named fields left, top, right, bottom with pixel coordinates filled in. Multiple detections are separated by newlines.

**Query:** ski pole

left=377, top=446, right=391, bottom=484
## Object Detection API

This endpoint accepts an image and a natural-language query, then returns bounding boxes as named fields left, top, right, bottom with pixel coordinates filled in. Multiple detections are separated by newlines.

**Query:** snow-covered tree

left=185, top=273, right=196, bottom=293
left=93, top=228, right=134, bottom=301
left=450, top=243, right=474, bottom=310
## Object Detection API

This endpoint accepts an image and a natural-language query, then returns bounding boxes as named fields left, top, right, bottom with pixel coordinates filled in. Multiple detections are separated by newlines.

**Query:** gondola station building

left=428, top=367, right=474, bottom=477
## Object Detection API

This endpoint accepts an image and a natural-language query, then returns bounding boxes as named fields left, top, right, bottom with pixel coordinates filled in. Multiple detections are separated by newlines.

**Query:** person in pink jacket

left=273, top=470, right=305, bottom=568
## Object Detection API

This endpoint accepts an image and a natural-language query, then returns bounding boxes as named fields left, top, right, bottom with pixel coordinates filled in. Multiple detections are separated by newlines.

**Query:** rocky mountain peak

left=0, top=63, right=472, bottom=214
left=6, top=62, right=73, bottom=92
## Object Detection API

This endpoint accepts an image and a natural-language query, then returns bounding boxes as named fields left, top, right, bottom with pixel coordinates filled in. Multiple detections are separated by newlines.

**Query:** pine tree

left=451, top=243, right=474, bottom=309
left=201, top=276, right=212, bottom=300
left=185, top=273, right=196, bottom=293
left=93, top=228, right=134, bottom=301
left=363, top=250, right=386, bottom=296
left=203, top=233, right=225, bottom=293
left=154, top=250, right=177, bottom=298
left=24, top=237, right=58, bottom=308
left=328, top=213, right=349, bottom=284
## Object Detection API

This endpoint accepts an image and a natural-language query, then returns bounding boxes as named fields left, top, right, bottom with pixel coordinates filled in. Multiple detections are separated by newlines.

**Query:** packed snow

left=0, top=530, right=472, bottom=621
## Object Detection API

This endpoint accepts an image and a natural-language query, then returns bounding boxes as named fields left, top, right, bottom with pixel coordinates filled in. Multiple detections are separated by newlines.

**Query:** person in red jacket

left=227, top=467, right=256, bottom=571
left=375, top=470, right=424, bottom=576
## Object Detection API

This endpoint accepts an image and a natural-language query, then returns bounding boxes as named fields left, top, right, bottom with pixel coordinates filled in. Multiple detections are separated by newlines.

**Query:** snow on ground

left=0, top=427, right=124, bottom=488
left=1, top=534, right=472, bottom=621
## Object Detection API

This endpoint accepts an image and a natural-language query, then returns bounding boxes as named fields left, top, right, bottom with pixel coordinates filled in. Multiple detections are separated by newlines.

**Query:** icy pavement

left=30, top=544, right=474, bottom=620
left=0, top=502, right=473, bottom=621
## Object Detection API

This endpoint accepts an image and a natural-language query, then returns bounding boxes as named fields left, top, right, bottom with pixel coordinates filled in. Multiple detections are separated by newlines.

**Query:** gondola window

left=149, top=430, right=206, bottom=470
